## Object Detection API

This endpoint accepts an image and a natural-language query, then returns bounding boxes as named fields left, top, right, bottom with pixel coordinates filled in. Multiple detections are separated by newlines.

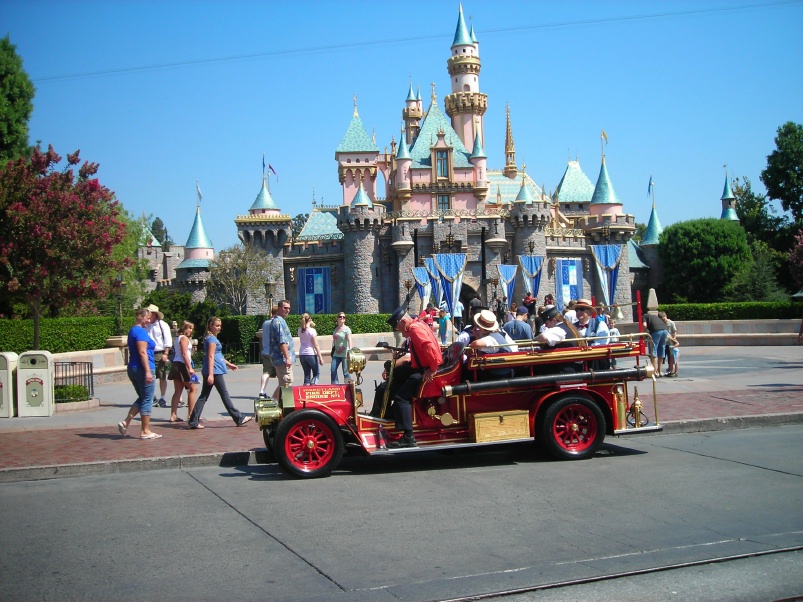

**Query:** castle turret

left=175, top=205, right=215, bottom=302
left=720, top=171, right=739, bottom=221
left=235, top=174, right=292, bottom=311
left=444, top=4, right=487, bottom=151
left=335, top=99, right=380, bottom=206
left=403, top=82, right=423, bottom=145
left=469, top=124, right=488, bottom=200
left=395, top=127, right=412, bottom=200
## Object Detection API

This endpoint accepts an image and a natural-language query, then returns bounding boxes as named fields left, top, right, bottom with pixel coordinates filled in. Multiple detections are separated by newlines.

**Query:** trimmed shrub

left=657, top=302, right=801, bottom=321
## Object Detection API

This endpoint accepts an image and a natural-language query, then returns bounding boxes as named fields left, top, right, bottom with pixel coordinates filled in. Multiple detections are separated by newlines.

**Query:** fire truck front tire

left=539, top=396, right=605, bottom=460
left=275, top=409, right=344, bottom=478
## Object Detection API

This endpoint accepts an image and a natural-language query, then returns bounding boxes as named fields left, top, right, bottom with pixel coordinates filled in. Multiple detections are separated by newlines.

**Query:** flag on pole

left=648, top=176, right=654, bottom=196
left=268, top=164, right=278, bottom=181
left=196, top=180, right=202, bottom=203
left=601, top=129, right=608, bottom=144
left=262, top=154, right=266, bottom=177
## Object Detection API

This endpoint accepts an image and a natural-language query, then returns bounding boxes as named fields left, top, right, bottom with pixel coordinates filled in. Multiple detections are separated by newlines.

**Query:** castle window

left=438, top=194, right=451, bottom=212
left=436, top=150, right=449, bottom=178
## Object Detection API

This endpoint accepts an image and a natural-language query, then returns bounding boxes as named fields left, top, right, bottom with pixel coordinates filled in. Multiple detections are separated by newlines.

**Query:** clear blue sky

left=3, top=1, right=802, bottom=251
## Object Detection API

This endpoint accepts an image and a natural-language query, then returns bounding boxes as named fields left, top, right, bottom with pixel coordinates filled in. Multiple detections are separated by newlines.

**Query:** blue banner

left=431, top=253, right=467, bottom=317
left=555, top=259, right=583, bottom=311
left=497, top=264, right=517, bottom=304
left=590, top=244, right=623, bottom=307
left=517, top=255, right=544, bottom=300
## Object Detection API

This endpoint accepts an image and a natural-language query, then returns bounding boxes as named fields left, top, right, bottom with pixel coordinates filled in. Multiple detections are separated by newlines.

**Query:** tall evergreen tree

left=0, top=36, right=35, bottom=163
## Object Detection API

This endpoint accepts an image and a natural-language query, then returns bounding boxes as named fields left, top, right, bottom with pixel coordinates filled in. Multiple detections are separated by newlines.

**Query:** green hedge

left=657, top=302, right=802, bottom=321
left=0, top=317, right=116, bottom=354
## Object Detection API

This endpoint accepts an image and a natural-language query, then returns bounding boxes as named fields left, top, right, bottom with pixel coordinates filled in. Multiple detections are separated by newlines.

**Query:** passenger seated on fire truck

left=533, top=305, right=583, bottom=374
left=468, top=310, right=518, bottom=380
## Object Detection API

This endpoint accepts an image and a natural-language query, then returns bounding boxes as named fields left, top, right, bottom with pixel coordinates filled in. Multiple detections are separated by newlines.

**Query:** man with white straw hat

left=145, top=304, right=172, bottom=408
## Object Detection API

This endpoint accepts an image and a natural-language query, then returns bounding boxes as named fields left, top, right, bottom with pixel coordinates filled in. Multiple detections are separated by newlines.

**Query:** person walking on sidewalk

left=298, top=313, right=323, bottom=385
left=269, top=300, right=296, bottom=398
left=258, top=306, right=277, bottom=398
left=145, top=304, right=172, bottom=408
left=167, top=320, right=198, bottom=422
left=187, top=317, right=252, bottom=429
left=118, top=308, right=161, bottom=440
left=331, top=312, right=352, bottom=383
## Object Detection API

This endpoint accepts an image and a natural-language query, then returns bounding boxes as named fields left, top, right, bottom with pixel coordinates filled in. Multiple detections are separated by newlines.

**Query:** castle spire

left=504, top=104, right=517, bottom=179
left=720, top=166, right=739, bottom=221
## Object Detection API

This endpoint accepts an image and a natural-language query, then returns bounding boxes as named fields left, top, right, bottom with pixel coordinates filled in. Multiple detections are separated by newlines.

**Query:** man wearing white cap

left=145, top=304, right=172, bottom=407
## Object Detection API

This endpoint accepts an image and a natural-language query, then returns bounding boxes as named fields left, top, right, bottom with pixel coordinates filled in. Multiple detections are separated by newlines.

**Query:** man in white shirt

left=573, top=299, right=610, bottom=346
left=145, top=304, right=172, bottom=407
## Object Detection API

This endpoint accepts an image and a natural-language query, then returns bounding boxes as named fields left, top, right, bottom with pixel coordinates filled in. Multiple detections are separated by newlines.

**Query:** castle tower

left=395, top=127, right=412, bottom=201
left=337, top=183, right=385, bottom=314
left=234, top=175, right=292, bottom=311
left=720, top=171, right=739, bottom=221
left=336, top=99, right=380, bottom=206
left=503, top=104, right=517, bottom=179
left=444, top=4, right=487, bottom=151
left=469, top=123, right=488, bottom=200
left=640, top=203, right=664, bottom=290
left=175, top=205, right=215, bottom=302
left=403, top=82, right=423, bottom=145
left=509, top=172, right=551, bottom=301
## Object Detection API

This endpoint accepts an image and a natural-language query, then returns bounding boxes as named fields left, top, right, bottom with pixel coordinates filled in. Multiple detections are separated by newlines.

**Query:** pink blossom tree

left=0, top=146, right=131, bottom=348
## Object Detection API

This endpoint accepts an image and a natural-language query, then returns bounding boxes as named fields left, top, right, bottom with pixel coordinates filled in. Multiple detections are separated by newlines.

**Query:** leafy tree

left=0, top=36, right=35, bottom=163
left=632, top=222, right=646, bottom=244
left=761, top=121, right=803, bottom=225
left=789, top=231, right=803, bottom=290
left=150, top=217, right=167, bottom=245
left=0, top=146, right=131, bottom=348
left=292, top=213, right=309, bottom=241
left=722, top=241, right=787, bottom=302
left=207, top=244, right=274, bottom=315
left=657, top=218, right=751, bottom=303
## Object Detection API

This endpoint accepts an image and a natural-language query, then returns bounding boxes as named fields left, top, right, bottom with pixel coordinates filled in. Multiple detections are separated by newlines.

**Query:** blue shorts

left=650, top=330, right=668, bottom=358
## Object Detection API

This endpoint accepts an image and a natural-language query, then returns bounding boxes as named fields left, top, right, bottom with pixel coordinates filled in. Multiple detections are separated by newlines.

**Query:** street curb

left=1, top=413, right=801, bottom=483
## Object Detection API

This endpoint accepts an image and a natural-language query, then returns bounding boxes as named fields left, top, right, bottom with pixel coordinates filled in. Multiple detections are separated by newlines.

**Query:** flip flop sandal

left=140, top=432, right=162, bottom=440
left=169, top=417, right=184, bottom=423
left=117, top=422, right=127, bottom=436
left=238, top=416, right=253, bottom=427
left=188, top=424, right=205, bottom=429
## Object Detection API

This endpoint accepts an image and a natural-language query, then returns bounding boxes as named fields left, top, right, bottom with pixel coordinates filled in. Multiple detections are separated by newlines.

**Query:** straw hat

left=473, top=309, right=500, bottom=332
left=145, top=304, right=164, bottom=320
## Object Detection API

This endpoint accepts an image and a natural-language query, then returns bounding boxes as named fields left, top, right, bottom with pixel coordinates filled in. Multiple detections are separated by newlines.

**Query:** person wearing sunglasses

left=331, top=313, right=353, bottom=384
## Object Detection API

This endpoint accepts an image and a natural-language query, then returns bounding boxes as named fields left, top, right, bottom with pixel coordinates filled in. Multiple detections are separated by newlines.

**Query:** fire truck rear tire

left=539, top=396, right=605, bottom=460
left=262, top=426, right=274, bottom=451
left=275, top=409, right=344, bottom=478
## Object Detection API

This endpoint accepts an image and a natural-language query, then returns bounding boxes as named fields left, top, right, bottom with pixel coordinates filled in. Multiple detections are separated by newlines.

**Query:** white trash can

left=17, top=351, right=55, bottom=417
left=0, top=352, right=19, bottom=418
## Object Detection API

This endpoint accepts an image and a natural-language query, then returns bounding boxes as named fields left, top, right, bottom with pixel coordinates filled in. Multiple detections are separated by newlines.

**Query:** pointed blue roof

left=452, top=5, right=472, bottom=47
left=336, top=110, right=379, bottom=154
left=469, top=24, right=478, bottom=44
left=295, top=209, right=343, bottom=242
left=416, top=86, right=422, bottom=101
left=628, top=239, right=649, bottom=269
left=409, top=101, right=472, bottom=168
left=352, top=183, right=373, bottom=208
left=641, top=205, right=663, bottom=245
left=249, top=179, right=279, bottom=211
left=406, top=82, right=416, bottom=102
left=721, top=207, right=739, bottom=221
left=396, top=133, right=411, bottom=160
left=555, top=161, right=595, bottom=204
left=470, top=130, right=486, bottom=159
left=185, top=206, right=213, bottom=249
left=139, top=222, right=161, bottom=248
left=514, top=175, right=537, bottom=204
left=590, top=160, right=622, bottom=205
left=721, top=175, right=735, bottom=201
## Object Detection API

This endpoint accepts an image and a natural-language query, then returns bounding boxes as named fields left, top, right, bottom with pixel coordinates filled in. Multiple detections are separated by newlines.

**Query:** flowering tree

left=0, top=146, right=131, bottom=348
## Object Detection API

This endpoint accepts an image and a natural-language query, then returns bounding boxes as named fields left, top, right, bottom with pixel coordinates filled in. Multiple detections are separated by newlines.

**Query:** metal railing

left=220, top=342, right=262, bottom=365
left=54, top=361, right=95, bottom=403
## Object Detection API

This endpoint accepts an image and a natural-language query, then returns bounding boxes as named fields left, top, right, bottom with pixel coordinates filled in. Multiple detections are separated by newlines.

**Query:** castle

left=141, top=6, right=740, bottom=319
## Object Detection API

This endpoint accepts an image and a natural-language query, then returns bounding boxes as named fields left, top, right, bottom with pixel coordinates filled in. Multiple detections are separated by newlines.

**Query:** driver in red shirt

left=386, top=307, right=443, bottom=448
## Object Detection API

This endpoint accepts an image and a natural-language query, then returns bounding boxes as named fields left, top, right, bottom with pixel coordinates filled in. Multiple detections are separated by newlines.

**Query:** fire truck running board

left=368, top=437, right=535, bottom=455
left=614, top=424, right=664, bottom=436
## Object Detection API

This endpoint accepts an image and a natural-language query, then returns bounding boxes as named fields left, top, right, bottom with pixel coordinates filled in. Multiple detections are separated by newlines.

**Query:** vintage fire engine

left=255, top=326, right=662, bottom=479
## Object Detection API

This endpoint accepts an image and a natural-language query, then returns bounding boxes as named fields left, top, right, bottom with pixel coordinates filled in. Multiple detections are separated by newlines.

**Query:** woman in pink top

left=298, top=313, right=323, bottom=385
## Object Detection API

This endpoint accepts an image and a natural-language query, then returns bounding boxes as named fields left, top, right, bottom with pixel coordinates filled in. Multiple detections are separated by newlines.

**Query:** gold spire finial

left=431, top=82, right=437, bottom=101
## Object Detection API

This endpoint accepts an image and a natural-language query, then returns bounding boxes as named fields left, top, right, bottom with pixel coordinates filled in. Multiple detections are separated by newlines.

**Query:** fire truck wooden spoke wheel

left=275, top=409, right=344, bottom=478
left=540, top=396, right=605, bottom=460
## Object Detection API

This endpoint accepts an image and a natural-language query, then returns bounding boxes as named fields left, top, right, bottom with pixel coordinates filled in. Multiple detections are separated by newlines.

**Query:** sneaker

left=157, top=398, right=168, bottom=408
left=258, top=392, right=268, bottom=399
left=388, top=435, right=417, bottom=449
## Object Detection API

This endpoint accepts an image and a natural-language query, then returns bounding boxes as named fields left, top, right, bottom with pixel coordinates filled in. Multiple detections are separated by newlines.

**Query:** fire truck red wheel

left=539, top=396, right=605, bottom=460
left=275, top=410, right=344, bottom=478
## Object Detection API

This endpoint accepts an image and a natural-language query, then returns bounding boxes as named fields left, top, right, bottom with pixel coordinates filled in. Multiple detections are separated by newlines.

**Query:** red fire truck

left=255, top=328, right=661, bottom=479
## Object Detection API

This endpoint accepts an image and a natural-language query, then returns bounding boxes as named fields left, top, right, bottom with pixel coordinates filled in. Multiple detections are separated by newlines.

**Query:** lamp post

left=114, top=276, right=126, bottom=335
left=404, top=279, right=413, bottom=311
left=264, top=279, right=276, bottom=313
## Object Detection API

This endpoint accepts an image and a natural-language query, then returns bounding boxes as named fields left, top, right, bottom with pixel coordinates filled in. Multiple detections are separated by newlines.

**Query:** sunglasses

left=338, top=315, right=346, bottom=319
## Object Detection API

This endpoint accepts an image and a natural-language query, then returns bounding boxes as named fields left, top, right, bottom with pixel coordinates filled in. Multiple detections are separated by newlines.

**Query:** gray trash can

left=17, top=351, right=55, bottom=417
left=0, top=352, right=19, bottom=418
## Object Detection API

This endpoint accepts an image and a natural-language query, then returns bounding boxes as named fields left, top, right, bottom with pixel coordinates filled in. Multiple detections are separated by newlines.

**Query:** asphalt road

left=1, top=425, right=801, bottom=601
